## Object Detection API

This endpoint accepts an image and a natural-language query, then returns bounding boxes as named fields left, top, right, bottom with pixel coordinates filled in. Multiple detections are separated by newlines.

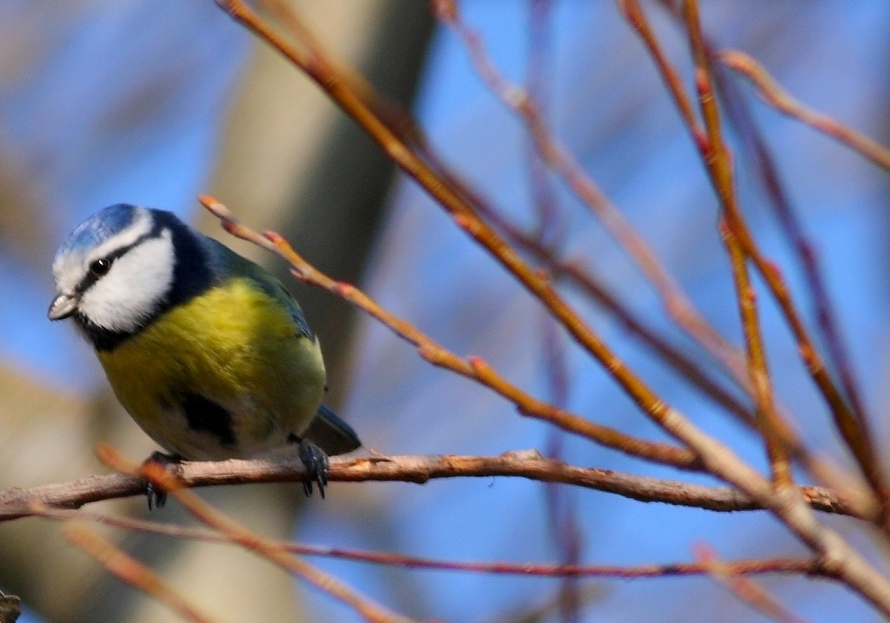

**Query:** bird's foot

left=141, top=451, right=183, bottom=510
left=289, top=435, right=329, bottom=498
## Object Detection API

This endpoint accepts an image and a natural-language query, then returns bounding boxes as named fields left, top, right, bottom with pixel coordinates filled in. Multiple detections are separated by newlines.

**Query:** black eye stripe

left=75, top=230, right=158, bottom=294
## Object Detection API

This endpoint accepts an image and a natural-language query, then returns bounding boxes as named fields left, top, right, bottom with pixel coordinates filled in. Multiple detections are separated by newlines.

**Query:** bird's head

left=49, top=204, right=210, bottom=350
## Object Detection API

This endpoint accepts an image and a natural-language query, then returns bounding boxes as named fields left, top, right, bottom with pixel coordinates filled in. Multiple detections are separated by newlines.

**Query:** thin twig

left=694, top=543, right=810, bottom=623
left=65, top=523, right=222, bottom=623
left=525, top=7, right=584, bottom=613
left=720, top=49, right=890, bottom=174
left=616, top=0, right=708, bottom=150
left=683, top=2, right=792, bottom=486
left=34, top=505, right=837, bottom=582
left=525, top=0, right=562, bottom=248
left=722, top=218, right=791, bottom=485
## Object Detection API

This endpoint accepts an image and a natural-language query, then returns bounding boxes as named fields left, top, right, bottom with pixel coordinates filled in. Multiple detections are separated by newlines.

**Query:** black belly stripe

left=180, top=393, right=237, bottom=447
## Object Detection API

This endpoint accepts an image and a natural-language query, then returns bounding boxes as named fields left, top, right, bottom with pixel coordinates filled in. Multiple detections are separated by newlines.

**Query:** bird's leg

left=141, top=451, right=183, bottom=510
left=288, top=434, right=329, bottom=498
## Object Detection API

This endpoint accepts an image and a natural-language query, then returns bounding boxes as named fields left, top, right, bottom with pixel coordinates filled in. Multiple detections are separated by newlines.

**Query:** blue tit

left=49, top=203, right=360, bottom=500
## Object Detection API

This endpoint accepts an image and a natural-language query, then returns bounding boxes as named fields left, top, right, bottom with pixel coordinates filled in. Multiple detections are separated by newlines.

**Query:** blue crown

left=58, top=203, right=141, bottom=257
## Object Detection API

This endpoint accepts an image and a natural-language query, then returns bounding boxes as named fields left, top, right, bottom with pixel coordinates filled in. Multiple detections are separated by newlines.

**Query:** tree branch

left=0, top=450, right=854, bottom=523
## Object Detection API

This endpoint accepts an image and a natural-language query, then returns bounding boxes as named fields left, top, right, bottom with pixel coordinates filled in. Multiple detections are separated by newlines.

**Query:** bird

left=48, top=203, right=360, bottom=504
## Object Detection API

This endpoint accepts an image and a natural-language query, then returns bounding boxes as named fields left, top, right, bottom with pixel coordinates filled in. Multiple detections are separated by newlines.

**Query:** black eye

left=89, top=258, right=112, bottom=276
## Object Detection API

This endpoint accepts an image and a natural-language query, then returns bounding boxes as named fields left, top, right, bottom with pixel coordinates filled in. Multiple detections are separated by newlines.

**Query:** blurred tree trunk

left=129, top=3, right=435, bottom=623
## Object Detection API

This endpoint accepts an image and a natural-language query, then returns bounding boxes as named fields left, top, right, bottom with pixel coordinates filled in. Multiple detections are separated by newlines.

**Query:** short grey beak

left=48, top=293, right=79, bottom=321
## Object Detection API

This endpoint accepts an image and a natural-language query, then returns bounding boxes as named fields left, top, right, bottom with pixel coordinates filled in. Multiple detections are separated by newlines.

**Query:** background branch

left=720, top=49, right=890, bottom=174
left=33, top=506, right=834, bottom=582
left=64, top=525, right=221, bottom=623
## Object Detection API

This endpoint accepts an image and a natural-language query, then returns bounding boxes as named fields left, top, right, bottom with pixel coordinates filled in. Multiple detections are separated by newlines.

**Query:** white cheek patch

left=78, top=230, right=175, bottom=332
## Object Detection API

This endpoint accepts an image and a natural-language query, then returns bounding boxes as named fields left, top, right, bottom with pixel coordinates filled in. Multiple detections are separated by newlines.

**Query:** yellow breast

left=97, top=278, right=326, bottom=458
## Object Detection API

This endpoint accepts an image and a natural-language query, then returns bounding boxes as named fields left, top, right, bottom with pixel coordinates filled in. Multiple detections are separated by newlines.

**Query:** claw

left=290, top=436, right=330, bottom=498
left=142, top=451, right=182, bottom=510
